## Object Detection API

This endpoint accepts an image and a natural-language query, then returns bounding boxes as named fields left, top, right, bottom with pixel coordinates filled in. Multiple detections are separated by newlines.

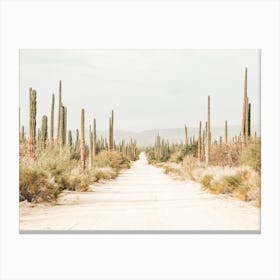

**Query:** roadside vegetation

left=146, top=136, right=261, bottom=207
left=146, top=68, right=261, bottom=207
left=19, top=81, right=139, bottom=203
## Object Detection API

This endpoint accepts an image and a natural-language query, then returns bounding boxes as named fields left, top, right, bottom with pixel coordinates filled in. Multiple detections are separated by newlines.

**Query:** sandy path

left=20, top=152, right=260, bottom=232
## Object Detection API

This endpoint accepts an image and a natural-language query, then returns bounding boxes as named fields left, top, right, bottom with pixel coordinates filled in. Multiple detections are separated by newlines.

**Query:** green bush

left=90, top=167, right=117, bottom=182
left=224, top=175, right=241, bottom=189
left=176, top=144, right=197, bottom=162
left=19, top=166, right=60, bottom=202
left=94, top=150, right=124, bottom=171
left=67, top=167, right=90, bottom=191
left=19, top=146, right=90, bottom=202
left=208, top=143, right=242, bottom=167
left=19, top=146, right=131, bottom=203
left=201, top=174, right=214, bottom=190
left=241, top=140, right=261, bottom=172
left=182, top=155, right=197, bottom=180
left=200, top=170, right=259, bottom=202
left=36, top=146, right=76, bottom=191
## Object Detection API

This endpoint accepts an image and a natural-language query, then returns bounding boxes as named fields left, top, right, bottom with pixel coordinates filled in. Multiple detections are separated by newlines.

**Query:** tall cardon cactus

left=28, top=88, right=37, bottom=157
left=80, top=109, right=86, bottom=171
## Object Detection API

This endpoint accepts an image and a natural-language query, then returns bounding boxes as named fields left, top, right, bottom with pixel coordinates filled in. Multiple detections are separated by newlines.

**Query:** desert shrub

left=164, top=166, right=173, bottom=174
left=181, top=155, right=198, bottom=180
left=201, top=174, right=214, bottom=190
left=19, top=144, right=131, bottom=203
left=70, top=151, right=81, bottom=160
left=210, top=175, right=240, bottom=194
left=176, top=144, right=197, bottom=162
left=209, top=143, right=242, bottom=167
left=241, top=140, right=261, bottom=173
left=145, top=147, right=170, bottom=163
left=67, top=167, right=90, bottom=191
left=120, top=155, right=131, bottom=169
left=19, top=165, right=59, bottom=202
left=224, top=175, right=241, bottom=188
left=146, top=149, right=156, bottom=164
left=169, top=151, right=181, bottom=163
left=246, top=169, right=261, bottom=203
left=163, top=163, right=181, bottom=176
left=36, top=146, right=76, bottom=190
left=94, top=150, right=123, bottom=171
left=19, top=146, right=92, bottom=202
left=90, top=167, right=117, bottom=182
left=200, top=167, right=260, bottom=203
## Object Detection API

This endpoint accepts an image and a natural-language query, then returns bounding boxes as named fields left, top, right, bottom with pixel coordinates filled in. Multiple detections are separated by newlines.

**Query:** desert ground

left=20, top=152, right=260, bottom=232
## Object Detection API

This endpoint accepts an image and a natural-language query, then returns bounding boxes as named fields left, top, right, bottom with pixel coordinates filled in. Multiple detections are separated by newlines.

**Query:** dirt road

left=20, top=152, right=260, bottom=232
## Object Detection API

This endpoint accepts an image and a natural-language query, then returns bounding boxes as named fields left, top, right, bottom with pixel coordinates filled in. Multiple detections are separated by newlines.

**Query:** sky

left=19, top=49, right=260, bottom=132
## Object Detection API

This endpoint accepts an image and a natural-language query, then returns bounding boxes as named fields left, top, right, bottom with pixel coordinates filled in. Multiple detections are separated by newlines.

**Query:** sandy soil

left=20, top=152, right=260, bottom=232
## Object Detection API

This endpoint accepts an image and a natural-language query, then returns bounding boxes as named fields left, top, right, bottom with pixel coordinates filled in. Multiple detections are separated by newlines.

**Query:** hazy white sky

left=20, top=50, right=260, bottom=132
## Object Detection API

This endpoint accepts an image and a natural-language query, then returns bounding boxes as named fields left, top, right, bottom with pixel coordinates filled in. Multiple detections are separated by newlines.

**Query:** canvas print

left=19, top=50, right=261, bottom=232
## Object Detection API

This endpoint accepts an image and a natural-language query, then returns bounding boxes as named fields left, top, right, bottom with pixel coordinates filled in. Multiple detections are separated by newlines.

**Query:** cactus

left=109, top=117, right=111, bottom=150
left=241, top=68, right=247, bottom=148
left=28, top=88, right=37, bottom=157
left=205, top=96, right=210, bottom=165
left=201, top=129, right=205, bottom=161
left=37, top=128, right=41, bottom=142
left=75, top=129, right=79, bottom=152
left=93, top=118, right=96, bottom=157
left=56, top=80, right=62, bottom=143
left=21, top=125, right=25, bottom=142
left=109, top=110, right=114, bottom=150
left=197, top=121, right=202, bottom=160
left=59, top=105, right=63, bottom=151
left=185, top=125, right=188, bottom=146
left=225, top=120, right=228, bottom=144
left=41, top=115, right=48, bottom=148
left=50, top=94, right=55, bottom=143
left=89, top=125, right=93, bottom=169
left=105, top=138, right=108, bottom=150
left=99, top=137, right=102, bottom=151
left=68, top=130, right=73, bottom=149
left=111, top=110, right=114, bottom=148
left=248, top=102, right=251, bottom=138
left=63, top=107, right=67, bottom=145
left=80, top=109, right=86, bottom=171
left=245, top=96, right=249, bottom=142
left=59, top=105, right=67, bottom=150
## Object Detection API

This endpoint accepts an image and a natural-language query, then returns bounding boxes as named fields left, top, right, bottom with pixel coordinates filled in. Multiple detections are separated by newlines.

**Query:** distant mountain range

left=92, top=125, right=260, bottom=147
left=27, top=125, right=260, bottom=147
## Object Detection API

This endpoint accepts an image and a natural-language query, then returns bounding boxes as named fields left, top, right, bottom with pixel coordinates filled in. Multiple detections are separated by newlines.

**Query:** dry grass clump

left=163, top=155, right=201, bottom=181
left=200, top=174, right=214, bottom=190
left=155, top=138, right=261, bottom=206
left=162, top=162, right=183, bottom=178
left=209, top=143, right=242, bottom=167
left=19, top=146, right=90, bottom=202
left=241, top=140, right=261, bottom=173
left=67, top=167, right=91, bottom=192
left=94, top=150, right=130, bottom=170
left=209, top=140, right=260, bottom=171
left=19, top=147, right=130, bottom=203
left=90, top=167, right=117, bottom=182
left=19, top=166, right=60, bottom=202
left=200, top=167, right=260, bottom=204
left=169, top=151, right=182, bottom=163
left=158, top=143, right=261, bottom=205
left=181, top=155, right=199, bottom=180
